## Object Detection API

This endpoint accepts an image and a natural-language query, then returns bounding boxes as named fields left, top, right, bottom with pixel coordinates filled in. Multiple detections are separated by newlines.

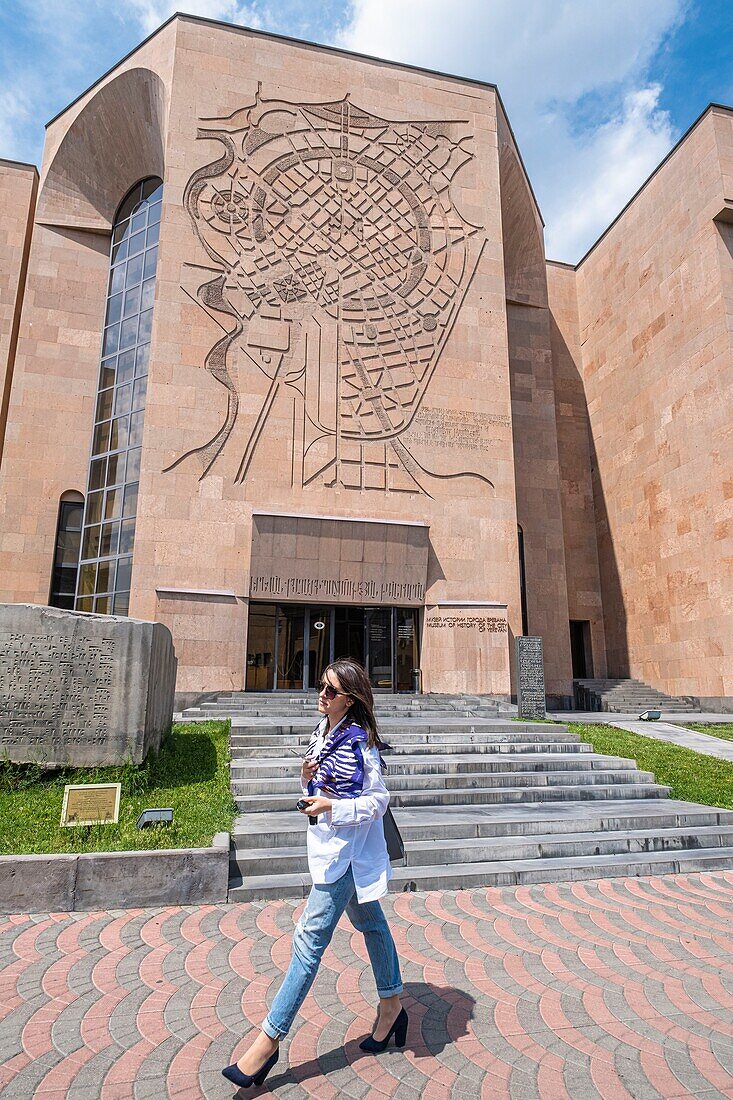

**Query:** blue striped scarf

left=307, top=720, right=367, bottom=799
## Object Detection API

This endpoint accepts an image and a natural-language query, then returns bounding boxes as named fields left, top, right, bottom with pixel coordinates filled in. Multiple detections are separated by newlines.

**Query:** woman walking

left=223, top=658, right=407, bottom=1090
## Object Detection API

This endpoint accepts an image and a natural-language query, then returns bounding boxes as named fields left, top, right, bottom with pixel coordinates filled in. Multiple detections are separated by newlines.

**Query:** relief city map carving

left=168, top=90, right=493, bottom=496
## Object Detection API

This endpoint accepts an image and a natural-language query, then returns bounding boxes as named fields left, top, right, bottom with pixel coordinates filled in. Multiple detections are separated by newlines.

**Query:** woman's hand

left=301, top=757, right=318, bottom=783
left=299, top=795, right=332, bottom=817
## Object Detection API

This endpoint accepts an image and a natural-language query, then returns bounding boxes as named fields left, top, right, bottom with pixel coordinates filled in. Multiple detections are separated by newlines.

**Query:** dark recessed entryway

left=246, top=602, right=419, bottom=692
left=569, top=619, right=593, bottom=679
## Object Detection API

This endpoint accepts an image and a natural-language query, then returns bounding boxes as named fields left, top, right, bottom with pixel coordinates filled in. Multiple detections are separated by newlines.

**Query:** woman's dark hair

left=324, top=657, right=381, bottom=748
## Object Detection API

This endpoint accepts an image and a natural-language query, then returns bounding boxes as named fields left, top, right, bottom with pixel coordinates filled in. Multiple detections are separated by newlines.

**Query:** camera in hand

left=296, top=798, right=318, bottom=826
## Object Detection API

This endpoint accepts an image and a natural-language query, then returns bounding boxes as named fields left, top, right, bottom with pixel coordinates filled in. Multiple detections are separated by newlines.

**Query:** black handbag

left=382, top=806, right=405, bottom=863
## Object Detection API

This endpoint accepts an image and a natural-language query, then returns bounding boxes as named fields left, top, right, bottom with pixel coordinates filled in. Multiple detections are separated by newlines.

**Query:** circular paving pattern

left=2, top=871, right=733, bottom=1098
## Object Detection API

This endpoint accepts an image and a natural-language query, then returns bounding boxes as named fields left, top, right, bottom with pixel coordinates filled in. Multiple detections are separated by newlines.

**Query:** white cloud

left=544, top=85, right=676, bottom=260
left=0, top=84, right=43, bottom=166
left=338, top=0, right=687, bottom=261
left=127, top=1, right=263, bottom=35
left=1, top=0, right=686, bottom=258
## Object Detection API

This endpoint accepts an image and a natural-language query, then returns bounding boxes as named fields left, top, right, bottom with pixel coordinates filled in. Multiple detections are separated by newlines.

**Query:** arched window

left=75, top=177, right=162, bottom=616
left=517, top=524, right=528, bottom=636
left=49, top=491, right=84, bottom=609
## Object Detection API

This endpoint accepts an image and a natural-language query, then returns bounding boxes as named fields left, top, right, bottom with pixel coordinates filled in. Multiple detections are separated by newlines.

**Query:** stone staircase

left=574, top=678, right=701, bottom=713
left=178, top=693, right=733, bottom=900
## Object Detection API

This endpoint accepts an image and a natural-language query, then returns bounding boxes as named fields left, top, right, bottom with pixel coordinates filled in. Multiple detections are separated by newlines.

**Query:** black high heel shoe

left=222, top=1048, right=279, bottom=1089
left=359, top=1006, right=408, bottom=1053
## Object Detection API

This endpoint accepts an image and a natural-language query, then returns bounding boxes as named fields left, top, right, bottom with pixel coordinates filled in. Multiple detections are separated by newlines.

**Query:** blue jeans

left=262, top=866, right=403, bottom=1039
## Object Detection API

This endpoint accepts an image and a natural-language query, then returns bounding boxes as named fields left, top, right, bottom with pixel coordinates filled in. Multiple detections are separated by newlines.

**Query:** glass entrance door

left=307, top=607, right=332, bottom=689
left=276, top=605, right=305, bottom=689
left=246, top=602, right=420, bottom=691
left=366, top=607, right=393, bottom=690
left=395, top=607, right=418, bottom=691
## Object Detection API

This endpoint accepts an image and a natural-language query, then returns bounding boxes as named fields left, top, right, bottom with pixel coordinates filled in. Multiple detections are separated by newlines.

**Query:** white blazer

left=303, top=718, right=392, bottom=903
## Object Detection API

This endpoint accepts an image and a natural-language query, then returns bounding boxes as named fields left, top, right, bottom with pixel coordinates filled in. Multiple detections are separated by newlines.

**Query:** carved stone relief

left=0, top=604, right=177, bottom=767
left=168, top=90, right=493, bottom=495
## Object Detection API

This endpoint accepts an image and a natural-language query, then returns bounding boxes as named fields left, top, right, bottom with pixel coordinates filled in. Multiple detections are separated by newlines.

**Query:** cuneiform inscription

left=251, top=576, right=425, bottom=603
left=409, top=407, right=510, bottom=453
left=0, top=633, right=116, bottom=746
left=427, top=616, right=508, bottom=633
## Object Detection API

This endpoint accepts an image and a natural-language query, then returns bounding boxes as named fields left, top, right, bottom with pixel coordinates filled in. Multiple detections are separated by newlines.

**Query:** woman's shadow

left=240, top=981, right=476, bottom=1095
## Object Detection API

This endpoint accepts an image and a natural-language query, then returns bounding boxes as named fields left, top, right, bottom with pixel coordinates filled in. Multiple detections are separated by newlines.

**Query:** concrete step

left=229, top=752, right=628, bottom=779
left=227, top=724, right=579, bottom=749
left=228, top=735, right=579, bottom=750
left=230, top=768, right=653, bottom=797
left=228, top=846, right=733, bottom=900
left=231, top=824, right=733, bottom=877
left=185, top=707, right=508, bottom=719
left=574, top=677, right=701, bottom=713
left=233, top=782, right=670, bottom=812
left=230, top=740, right=592, bottom=760
left=224, top=718, right=569, bottom=731
left=208, top=693, right=505, bottom=708
left=231, top=800, right=733, bottom=850
left=221, top=717, right=561, bottom=729
left=606, top=703, right=699, bottom=713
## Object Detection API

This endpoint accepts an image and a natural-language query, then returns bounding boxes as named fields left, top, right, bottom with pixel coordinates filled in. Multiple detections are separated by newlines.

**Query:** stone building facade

left=0, top=15, right=730, bottom=709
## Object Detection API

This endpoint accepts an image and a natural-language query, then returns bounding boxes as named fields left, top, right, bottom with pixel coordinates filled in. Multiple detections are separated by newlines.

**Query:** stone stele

left=0, top=604, right=177, bottom=767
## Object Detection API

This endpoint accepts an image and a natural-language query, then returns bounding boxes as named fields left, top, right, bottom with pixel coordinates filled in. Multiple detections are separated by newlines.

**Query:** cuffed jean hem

left=261, top=1015, right=287, bottom=1041
left=376, top=981, right=404, bottom=997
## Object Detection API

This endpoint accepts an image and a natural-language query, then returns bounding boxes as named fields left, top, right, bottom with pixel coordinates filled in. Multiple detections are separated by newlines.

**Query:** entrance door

left=306, top=607, right=332, bottom=690
left=246, top=602, right=420, bottom=691
left=394, top=607, right=418, bottom=692
left=334, top=607, right=366, bottom=666
left=366, top=607, right=393, bottom=690
left=276, top=605, right=306, bottom=689
left=569, top=620, right=593, bottom=679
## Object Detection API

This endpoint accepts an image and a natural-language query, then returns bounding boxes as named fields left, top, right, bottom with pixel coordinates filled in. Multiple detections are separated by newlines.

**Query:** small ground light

left=638, top=710, right=661, bottom=721
left=136, top=808, right=174, bottom=829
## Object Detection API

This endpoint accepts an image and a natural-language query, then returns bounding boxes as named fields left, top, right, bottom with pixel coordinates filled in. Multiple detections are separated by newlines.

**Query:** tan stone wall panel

left=546, top=261, right=607, bottom=677
left=575, top=108, right=733, bottom=702
left=0, top=162, right=37, bottom=468
left=129, top=18, right=524, bottom=692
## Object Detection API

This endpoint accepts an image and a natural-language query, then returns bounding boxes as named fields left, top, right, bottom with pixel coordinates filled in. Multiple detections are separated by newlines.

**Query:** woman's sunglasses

left=319, top=680, right=348, bottom=701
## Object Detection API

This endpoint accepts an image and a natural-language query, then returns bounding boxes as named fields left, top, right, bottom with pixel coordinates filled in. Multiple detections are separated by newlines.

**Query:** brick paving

left=2, top=872, right=733, bottom=1099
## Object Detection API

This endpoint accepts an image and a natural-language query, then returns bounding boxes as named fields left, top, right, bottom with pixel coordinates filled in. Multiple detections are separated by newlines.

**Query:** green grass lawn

left=0, top=721, right=235, bottom=856
left=572, top=723, right=733, bottom=810
left=682, top=723, right=733, bottom=744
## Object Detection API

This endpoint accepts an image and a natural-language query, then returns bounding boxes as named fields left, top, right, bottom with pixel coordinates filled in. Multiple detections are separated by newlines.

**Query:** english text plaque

left=61, top=783, right=121, bottom=827
left=515, top=636, right=546, bottom=720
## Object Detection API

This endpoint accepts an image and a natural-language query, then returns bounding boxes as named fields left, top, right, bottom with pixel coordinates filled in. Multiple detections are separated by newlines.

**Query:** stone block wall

left=575, top=107, right=733, bottom=706
left=546, top=261, right=607, bottom=679
left=0, top=160, right=36, bottom=470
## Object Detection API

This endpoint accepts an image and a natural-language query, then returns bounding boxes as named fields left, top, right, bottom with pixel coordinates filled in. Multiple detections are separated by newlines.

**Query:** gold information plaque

left=61, top=783, right=121, bottom=827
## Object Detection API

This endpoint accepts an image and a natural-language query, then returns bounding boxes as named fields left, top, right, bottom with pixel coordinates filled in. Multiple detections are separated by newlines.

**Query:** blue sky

left=1, top=0, right=732, bottom=261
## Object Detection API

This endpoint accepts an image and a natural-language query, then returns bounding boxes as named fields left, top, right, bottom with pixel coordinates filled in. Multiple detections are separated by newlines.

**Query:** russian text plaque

left=515, top=636, right=546, bottom=720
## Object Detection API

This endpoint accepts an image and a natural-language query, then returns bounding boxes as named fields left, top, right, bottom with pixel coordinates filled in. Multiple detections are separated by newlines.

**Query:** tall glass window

left=518, top=524, right=528, bottom=636
left=75, top=177, right=162, bottom=616
left=49, top=492, right=84, bottom=609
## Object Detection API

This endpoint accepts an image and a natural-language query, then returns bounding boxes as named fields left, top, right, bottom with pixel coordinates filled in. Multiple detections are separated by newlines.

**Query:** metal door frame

left=273, top=604, right=336, bottom=691
left=364, top=606, right=395, bottom=692
left=269, top=603, right=421, bottom=692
